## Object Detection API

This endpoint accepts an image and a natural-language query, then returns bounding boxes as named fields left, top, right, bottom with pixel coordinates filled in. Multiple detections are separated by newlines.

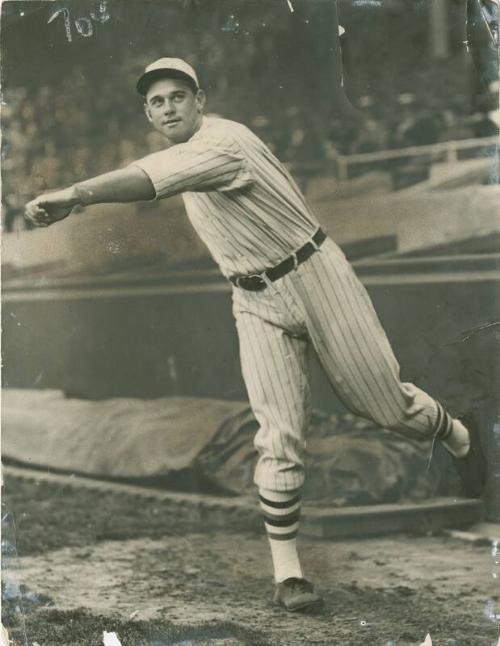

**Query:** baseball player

left=25, top=58, right=486, bottom=612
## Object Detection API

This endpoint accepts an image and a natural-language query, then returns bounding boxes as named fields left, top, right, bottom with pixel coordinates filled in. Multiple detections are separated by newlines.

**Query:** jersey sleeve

left=130, top=135, right=254, bottom=199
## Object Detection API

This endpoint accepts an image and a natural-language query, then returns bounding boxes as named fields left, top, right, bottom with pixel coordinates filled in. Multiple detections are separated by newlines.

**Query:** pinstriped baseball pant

left=232, top=237, right=444, bottom=492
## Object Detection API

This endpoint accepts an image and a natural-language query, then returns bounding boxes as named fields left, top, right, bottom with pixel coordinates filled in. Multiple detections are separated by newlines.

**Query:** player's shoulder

left=194, top=116, right=261, bottom=147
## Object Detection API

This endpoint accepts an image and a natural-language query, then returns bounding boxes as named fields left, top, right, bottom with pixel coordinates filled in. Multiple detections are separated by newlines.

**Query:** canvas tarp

left=2, top=389, right=455, bottom=504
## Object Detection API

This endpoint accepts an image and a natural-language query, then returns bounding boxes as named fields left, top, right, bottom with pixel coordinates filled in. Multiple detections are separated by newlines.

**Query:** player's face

left=144, top=78, right=205, bottom=143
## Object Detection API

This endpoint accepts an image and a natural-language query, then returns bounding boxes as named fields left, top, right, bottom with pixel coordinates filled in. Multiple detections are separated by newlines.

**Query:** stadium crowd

left=2, top=26, right=495, bottom=231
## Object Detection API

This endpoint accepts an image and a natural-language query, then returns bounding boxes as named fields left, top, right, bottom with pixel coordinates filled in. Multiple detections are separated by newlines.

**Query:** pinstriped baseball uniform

left=133, top=116, right=319, bottom=277
left=133, top=115, right=451, bottom=492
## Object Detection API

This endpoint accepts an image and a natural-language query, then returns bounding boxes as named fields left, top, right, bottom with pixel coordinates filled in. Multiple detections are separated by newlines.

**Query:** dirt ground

left=2, top=475, right=500, bottom=646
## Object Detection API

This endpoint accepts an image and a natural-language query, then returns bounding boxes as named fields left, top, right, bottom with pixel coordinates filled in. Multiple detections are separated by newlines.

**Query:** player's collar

left=189, top=115, right=209, bottom=142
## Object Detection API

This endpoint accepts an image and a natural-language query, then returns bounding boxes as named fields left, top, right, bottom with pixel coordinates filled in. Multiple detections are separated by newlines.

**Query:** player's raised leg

left=289, top=239, right=483, bottom=493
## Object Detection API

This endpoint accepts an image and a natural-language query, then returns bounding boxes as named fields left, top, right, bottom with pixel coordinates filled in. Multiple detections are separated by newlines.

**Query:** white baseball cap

left=136, top=58, right=199, bottom=96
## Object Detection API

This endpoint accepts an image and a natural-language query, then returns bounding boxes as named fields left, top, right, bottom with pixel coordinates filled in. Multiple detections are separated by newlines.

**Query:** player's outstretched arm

left=24, top=166, right=156, bottom=228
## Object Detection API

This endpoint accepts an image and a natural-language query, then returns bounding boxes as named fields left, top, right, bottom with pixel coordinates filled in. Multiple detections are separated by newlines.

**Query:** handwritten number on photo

left=48, top=1, right=110, bottom=43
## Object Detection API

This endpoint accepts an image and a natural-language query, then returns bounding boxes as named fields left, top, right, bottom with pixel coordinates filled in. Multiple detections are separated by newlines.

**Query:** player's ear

left=144, top=102, right=153, bottom=123
left=195, top=89, right=206, bottom=113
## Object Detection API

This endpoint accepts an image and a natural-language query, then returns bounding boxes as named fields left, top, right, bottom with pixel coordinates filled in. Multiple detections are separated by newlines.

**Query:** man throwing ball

left=25, top=58, right=486, bottom=612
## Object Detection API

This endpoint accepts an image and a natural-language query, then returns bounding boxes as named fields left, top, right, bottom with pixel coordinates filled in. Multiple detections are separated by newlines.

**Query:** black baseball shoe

left=445, top=413, right=487, bottom=498
left=273, top=578, right=324, bottom=612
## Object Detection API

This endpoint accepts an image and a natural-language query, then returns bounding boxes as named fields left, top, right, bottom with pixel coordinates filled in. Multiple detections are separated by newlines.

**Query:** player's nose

left=164, top=101, right=175, bottom=115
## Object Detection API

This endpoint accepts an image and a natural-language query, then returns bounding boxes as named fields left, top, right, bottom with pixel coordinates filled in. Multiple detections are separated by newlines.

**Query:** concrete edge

left=2, top=464, right=485, bottom=539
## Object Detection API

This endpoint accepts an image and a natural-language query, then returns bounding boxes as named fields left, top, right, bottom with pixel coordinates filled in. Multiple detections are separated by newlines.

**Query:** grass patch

left=2, top=475, right=254, bottom=557
left=3, top=596, right=269, bottom=646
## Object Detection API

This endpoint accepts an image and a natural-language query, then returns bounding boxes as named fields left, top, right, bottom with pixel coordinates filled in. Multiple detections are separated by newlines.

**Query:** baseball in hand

left=43, top=203, right=73, bottom=222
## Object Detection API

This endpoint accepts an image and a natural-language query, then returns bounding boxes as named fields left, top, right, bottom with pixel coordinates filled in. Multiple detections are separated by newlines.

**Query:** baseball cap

left=136, top=58, right=199, bottom=96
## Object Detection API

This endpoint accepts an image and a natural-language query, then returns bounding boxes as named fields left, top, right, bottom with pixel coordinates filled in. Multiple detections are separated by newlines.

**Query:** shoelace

left=426, top=403, right=454, bottom=471
left=426, top=430, right=440, bottom=471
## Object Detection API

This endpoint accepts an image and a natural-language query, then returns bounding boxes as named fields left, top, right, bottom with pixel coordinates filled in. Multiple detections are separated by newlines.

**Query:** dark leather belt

left=230, top=228, right=327, bottom=291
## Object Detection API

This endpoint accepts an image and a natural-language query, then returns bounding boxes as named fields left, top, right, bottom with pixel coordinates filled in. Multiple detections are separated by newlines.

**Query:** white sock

left=259, top=487, right=303, bottom=583
left=442, top=419, right=470, bottom=458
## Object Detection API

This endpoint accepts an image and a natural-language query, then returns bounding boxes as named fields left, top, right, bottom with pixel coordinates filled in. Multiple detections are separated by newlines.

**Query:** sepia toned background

left=2, top=1, right=500, bottom=644
left=2, top=0, right=499, bottom=501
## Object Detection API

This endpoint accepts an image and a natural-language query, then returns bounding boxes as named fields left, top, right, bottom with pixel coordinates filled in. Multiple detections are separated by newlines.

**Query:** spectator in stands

left=1, top=14, right=493, bottom=232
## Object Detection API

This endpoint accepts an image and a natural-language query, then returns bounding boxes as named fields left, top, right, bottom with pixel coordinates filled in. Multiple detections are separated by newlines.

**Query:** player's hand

left=24, top=187, right=77, bottom=228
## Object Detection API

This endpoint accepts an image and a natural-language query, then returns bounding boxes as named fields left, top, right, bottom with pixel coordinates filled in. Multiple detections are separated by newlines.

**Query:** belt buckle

left=236, top=273, right=267, bottom=291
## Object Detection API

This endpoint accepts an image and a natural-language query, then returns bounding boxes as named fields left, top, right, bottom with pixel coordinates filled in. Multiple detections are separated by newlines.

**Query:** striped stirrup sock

left=428, top=402, right=471, bottom=467
left=443, top=419, right=470, bottom=458
left=259, top=487, right=303, bottom=583
left=435, top=402, right=470, bottom=458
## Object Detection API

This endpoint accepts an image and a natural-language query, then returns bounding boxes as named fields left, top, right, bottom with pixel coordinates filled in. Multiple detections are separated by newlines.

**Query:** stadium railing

left=335, top=135, right=499, bottom=181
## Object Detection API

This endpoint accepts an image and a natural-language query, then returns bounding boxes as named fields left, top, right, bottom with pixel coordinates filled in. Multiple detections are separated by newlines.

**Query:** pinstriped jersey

left=132, top=116, right=320, bottom=278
